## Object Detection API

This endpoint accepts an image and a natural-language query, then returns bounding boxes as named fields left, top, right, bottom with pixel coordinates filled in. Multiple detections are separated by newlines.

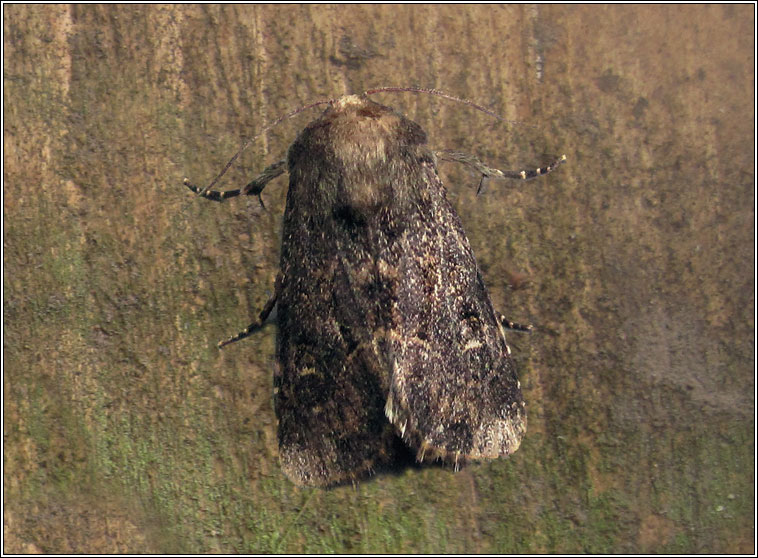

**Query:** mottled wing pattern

left=384, top=160, right=527, bottom=465
left=273, top=95, right=525, bottom=487
left=274, top=186, right=401, bottom=487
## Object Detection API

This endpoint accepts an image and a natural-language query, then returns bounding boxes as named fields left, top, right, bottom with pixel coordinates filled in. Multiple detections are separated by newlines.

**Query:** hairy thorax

left=287, top=95, right=431, bottom=222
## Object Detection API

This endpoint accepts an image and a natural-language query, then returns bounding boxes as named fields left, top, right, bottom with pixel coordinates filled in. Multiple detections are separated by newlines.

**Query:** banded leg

left=436, top=151, right=566, bottom=194
left=497, top=313, right=534, bottom=333
left=183, top=159, right=286, bottom=208
left=218, top=274, right=282, bottom=348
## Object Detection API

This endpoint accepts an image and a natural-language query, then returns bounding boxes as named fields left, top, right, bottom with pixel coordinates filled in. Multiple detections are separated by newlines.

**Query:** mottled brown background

left=3, top=4, right=754, bottom=553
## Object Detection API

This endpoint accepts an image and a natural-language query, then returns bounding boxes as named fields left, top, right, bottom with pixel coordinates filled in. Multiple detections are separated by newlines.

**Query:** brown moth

left=184, top=92, right=565, bottom=487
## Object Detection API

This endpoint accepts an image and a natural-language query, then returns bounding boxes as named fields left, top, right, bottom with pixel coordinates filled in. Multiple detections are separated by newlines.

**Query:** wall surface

left=3, top=4, right=754, bottom=553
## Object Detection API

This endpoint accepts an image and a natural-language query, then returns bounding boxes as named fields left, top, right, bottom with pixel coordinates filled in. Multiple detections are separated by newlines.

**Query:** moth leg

left=496, top=313, right=533, bottom=333
left=218, top=274, right=282, bottom=348
left=183, top=159, right=286, bottom=208
left=435, top=151, right=566, bottom=194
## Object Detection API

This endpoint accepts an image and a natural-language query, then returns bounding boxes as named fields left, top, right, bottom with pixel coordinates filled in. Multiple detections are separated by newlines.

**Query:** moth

left=184, top=90, right=565, bottom=487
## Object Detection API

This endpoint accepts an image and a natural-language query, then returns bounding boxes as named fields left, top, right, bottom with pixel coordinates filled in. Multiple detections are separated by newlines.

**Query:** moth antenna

left=200, top=97, right=334, bottom=194
left=363, top=86, right=533, bottom=129
left=203, top=87, right=532, bottom=194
